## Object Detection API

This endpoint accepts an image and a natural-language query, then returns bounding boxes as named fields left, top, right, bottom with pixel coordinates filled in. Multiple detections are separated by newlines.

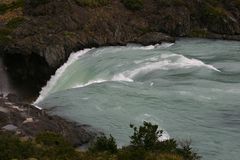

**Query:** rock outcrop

left=0, top=95, right=97, bottom=146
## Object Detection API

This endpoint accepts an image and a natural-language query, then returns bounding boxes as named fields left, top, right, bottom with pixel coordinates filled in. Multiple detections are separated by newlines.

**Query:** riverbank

left=0, top=94, right=97, bottom=146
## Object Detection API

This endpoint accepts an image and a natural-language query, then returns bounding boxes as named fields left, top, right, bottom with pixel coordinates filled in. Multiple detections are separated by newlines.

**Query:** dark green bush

left=35, top=132, right=78, bottom=160
left=121, top=0, right=143, bottom=10
left=0, top=3, right=8, bottom=14
left=155, top=0, right=185, bottom=7
left=6, top=17, right=25, bottom=29
left=130, top=121, right=162, bottom=149
left=36, top=132, right=69, bottom=147
left=0, top=132, right=37, bottom=160
left=90, top=134, right=118, bottom=154
left=233, top=0, right=240, bottom=9
left=75, top=0, right=110, bottom=7
left=177, top=140, right=201, bottom=160
left=0, top=122, right=200, bottom=160
left=27, top=0, right=50, bottom=8
left=118, top=146, right=146, bottom=160
left=154, top=139, right=178, bottom=152
left=0, top=0, right=24, bottom=15
left=0, top=28, right=12, bottom=45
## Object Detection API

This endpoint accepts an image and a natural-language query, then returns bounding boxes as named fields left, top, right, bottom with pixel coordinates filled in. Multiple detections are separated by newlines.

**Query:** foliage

left=200, top=4, right=229, bottom=26
left=90, top=134, right=118, bottom=154
left=6, top=17, right=25, bottom=29
left=130, top=121, right=162, bottom=149
left=145, top=153, right=183, bottom=160
left=27, top=0, right=50, bottom=8
left=75, top=0, right=110, bottom=7
left=35, top=132, right=78, bottom=160
left=0, top=28, right=12, bottom=45
left=0, top=122, right=200, bottom=160
left=117, top=146, right=146, bottom=160
left=189, top=29, right=208, bottom=38
left=78, top=152, right=117, bottom=160
left=0, top=0, right=24, bottom=14
left=0, top=3, right=8, bottom=14
left=0, top=132, right=37, bottom=160
left=233, top=0, right=240, bottom=9
left=155, top=0, right=185, bottom=7
left=121, top=0, right=143, bottom=10
left=177, top=140, right=201, bottom=160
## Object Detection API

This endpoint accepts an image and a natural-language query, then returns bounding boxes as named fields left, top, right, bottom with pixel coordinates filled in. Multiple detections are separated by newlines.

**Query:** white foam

left=73, top=79, right=107, bottom=88
left=72, top=74, right=133, bottom=89
left=34, top=48, right=92, bottom=104
left=112, top=73, right=134, bottom=82
left=156, top=42, right=174, bottom=49
left=128, top=42, right=173, bottom=50
left=159, top=130, right=170, bottom=142
left=123, top=54, right=221, bottom=79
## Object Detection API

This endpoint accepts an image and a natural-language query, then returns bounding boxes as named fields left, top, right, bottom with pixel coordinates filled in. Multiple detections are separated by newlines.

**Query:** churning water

left=36, top=38, right=240, bottom=160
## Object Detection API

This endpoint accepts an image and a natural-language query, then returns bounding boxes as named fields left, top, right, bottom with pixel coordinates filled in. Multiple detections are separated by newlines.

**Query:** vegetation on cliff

left=75, top=0, right=110, bottom=7
left=0, top=121, right=200, bottom=160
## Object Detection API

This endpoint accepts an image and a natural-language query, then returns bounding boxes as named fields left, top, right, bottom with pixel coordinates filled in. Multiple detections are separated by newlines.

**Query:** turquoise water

left=37, top=38, right=240, bottom=160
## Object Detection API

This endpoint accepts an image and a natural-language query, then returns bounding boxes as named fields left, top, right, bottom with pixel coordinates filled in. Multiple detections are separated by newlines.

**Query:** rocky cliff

left=0, top=0, right=239, bottom=93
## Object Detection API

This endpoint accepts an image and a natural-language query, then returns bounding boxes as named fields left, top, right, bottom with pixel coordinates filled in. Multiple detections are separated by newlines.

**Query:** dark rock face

left=0, top=0, right=239, bottom=93
left=2, top=52, right=55, bottom=92
left=0, top=97, right=97, bottom=146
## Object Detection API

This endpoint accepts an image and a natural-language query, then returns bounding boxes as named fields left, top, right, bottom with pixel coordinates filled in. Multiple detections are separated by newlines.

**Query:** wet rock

left=2, top=124, right=18, bottom=132
left=6, top=93, right=21, bottom=103
left=135, top=32, right=175, bottom=46
left=0, top=98, right=98, bottom=146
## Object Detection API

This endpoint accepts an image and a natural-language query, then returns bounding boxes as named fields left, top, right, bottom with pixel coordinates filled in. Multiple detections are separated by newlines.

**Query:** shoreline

left=0, top=94, right=98, bottom=147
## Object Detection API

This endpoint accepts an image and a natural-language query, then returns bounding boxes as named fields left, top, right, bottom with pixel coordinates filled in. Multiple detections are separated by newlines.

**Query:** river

left=36, top=38, right=240, bottom=160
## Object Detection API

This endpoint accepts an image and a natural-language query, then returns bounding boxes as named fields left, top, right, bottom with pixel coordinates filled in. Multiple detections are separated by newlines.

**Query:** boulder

left=2, top=124, right=18, bottom=132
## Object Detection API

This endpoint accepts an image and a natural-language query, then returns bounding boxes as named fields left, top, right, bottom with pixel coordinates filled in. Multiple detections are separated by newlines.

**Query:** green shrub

left=0, top=0, right=24, bottom=14
left=177, top=140, right=201, bottom=160
left=233, top=0, right=240, bottom=9
left=75, top=0, right=110, bottom=7
left=27, top=0, right=50, bottom=8
left=145, top=153, right=183, bottom=160
left=8, top=0, right=25, bottom=10
left=155, top=0, right=185, bottom=7
left=154, top=139, right=178, bottom=152
left=6, top=17, right=25, bottom=29
left=0, top=3, right=8, bottom=14
left=35, top=132, right=78, bottom=160
left=121, top=0, right=143, bottom=10
left=0, top=28, right=12, bottom=45
left=0, top=132, right=37, bottom=160
left=130, top=121, right=162, bottom=149
left=35, top=132, right=69, bottom=147
left=0, top=123, right=200, bottom=160
left=200, top=5, right=228, bottom=26
left=90, top=135, right=118, bottom=154
left=189, top=29, right=208, bottom=38
left=118, top=146, right=146, bottom=160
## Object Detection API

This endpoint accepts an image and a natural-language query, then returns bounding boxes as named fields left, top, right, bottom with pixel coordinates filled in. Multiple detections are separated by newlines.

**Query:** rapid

left=35, top=38, right=240, bottom=160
